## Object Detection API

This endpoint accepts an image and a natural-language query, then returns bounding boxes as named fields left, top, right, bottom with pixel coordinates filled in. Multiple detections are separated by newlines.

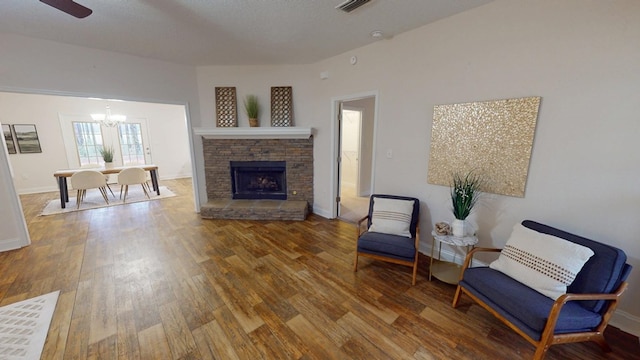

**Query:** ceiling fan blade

left=40, top=0, right=93, bottom=19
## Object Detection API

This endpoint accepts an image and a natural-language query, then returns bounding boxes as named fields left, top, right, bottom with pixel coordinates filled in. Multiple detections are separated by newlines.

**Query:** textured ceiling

left=0, top=0, right=493, bottom=66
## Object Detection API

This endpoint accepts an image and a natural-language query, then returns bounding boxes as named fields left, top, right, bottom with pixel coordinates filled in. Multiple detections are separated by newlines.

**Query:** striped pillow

left=368, top=197, right=414, bottom=238
left=490, top=223, right=594, bottom=300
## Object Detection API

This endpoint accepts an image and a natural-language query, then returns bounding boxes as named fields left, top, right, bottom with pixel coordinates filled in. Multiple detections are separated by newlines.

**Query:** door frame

left=0, top=88, right=199, bottom=251
left=330, top=91, right=378, bottom=219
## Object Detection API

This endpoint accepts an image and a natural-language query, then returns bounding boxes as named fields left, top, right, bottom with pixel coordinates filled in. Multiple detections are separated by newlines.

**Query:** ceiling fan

left=40, top=0, right=92, bottom=19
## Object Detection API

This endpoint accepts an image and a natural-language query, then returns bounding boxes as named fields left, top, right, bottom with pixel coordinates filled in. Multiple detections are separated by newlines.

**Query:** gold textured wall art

left=215, top=87, right=237, bottom=127
left=427, top=96, right=541, bottom=197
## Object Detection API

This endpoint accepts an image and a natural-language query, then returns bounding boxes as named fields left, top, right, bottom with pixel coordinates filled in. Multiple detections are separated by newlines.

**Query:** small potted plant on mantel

left=451, top=171, right=482, bottom=237
left=100, top=145, right=115, bottom=169
left=244, top=95, right=260, bottom=127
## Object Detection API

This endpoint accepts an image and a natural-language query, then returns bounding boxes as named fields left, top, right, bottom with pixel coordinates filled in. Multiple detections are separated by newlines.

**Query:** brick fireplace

left=196, top=127, right=313, bottom=220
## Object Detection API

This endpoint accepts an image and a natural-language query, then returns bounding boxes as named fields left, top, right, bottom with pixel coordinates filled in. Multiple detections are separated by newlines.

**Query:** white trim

left=0, top=126, right=30, bottom=250
left=194, top=127, right=313, bottom=139
left=331, top=91, right=379, bottom=219
left=0, top=237, right=26, bottom=252
left=0, top=86, right=199, bottom=230
left=610, top=310, right=640, bottom=337
left=312, top=206, right=332, bottom=219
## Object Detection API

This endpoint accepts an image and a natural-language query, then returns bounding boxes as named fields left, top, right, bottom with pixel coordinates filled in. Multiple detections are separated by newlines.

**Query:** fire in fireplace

left=230, top=161, right=287, bottom=200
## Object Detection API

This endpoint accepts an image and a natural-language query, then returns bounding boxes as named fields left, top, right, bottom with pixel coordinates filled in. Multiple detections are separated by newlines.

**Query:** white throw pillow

left=368, top=197, right=414, bottom=238
left=489, top=223, right=594, bottom=300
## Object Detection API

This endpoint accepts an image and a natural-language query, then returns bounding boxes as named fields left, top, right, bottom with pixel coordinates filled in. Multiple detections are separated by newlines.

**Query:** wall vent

left=335, top=0, right=371, bottom=13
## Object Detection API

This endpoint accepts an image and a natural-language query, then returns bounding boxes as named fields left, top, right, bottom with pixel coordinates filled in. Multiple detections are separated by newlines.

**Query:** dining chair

left=70, top=170, right=110, bottom=209
left=117, top=167, right=150, bottom=202
left=80, top=163, right=115, bottom=197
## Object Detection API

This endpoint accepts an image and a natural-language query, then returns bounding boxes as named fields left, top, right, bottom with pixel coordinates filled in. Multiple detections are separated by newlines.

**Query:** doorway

left=334, top=94, right=376, bottom=223
left=0, top=91, right=196, bottom=251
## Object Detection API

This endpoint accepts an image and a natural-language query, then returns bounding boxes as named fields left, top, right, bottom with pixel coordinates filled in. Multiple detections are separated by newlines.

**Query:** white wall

left=195, top=0, right=640, bottom=333
left=0, top=33, right=201, bottom=251
left=0, top=93, right=192, bottom=194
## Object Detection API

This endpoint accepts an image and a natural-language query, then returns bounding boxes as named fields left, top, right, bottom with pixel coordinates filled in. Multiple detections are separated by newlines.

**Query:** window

left=73, top=122, right=104, bottom=166
left=118, top=123, right=145, bottom=165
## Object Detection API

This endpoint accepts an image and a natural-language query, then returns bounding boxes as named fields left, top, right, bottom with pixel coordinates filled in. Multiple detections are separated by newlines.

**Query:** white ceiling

left=1, top=0, right=493, bottom=66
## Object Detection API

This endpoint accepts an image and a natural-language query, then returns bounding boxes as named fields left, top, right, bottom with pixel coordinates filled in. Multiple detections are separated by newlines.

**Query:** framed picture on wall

left=13, top=124, right=42, bottom=153
left=2, top=124, right=17, bottom=154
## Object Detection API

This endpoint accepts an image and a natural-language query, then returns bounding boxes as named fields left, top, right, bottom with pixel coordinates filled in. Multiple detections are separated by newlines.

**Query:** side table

left=429, top=231, right=478, bottom=284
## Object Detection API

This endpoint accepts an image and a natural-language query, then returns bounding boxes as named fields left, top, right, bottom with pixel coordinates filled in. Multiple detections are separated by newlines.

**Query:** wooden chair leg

left=76, top=189, right=82, bottom=209
left=122, top=185, right=129, bottom=202
left=411, top=259, right=418, bottom=286
left=99, top=187, right=109, bottom=204
left=452, top=285, right=463, bottom=307
left=592, top=334, right=612, bottom=352
left=141, top=183, right=150, bottom=199
left=106, top=183, right=115, bottom=198
left=353, top=251, right=359, bottom=272
left=533, top=343, right=551, bottom=360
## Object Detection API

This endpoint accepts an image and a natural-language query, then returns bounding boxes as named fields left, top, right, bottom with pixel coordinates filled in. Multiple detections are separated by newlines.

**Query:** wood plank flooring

left=4, top=178, right=639, bottom=359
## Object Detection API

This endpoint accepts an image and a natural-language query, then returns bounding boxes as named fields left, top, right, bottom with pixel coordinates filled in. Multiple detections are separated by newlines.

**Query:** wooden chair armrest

left=558, top=288, right=626, bottom=303
left=356, top=215, right=370, bottom=238
left=461, top=247, right=502, bottom=269
left=457, top=247, right=501, bottom=282
left=539, top=282, right=629, bottom=343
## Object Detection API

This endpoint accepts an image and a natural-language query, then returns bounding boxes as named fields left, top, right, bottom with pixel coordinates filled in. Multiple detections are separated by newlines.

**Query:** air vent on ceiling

left=335, top=0, right=371, bottom=13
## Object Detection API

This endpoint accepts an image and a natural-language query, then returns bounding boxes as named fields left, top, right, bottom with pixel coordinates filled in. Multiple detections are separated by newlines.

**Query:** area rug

left=39, top=186, right=176, bottom=216
left=0, top=291, right=60, bottom=359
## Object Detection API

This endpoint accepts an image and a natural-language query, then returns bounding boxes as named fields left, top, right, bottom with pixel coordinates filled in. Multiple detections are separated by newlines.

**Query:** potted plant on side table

left=451, top=171, right=482, bottom=237
left=244, top=95, right=260, bottom=127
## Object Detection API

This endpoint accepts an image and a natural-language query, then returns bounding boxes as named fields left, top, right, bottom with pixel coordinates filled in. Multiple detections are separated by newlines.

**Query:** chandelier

left=91, top=105, right=126, bottom=127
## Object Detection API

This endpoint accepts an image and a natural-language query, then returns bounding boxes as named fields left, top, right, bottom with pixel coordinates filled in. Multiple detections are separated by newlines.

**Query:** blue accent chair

left=354, top=194, right=420, bottom=285
left=452, top=220, right=632, bottom=359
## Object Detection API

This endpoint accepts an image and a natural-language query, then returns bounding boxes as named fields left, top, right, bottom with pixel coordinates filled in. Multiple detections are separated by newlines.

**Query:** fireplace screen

left=230, top=161, right=287, bottom=200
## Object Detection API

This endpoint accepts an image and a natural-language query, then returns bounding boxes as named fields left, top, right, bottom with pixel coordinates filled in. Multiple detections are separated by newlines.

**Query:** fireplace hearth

left=230, top=161, right=287, bottom=200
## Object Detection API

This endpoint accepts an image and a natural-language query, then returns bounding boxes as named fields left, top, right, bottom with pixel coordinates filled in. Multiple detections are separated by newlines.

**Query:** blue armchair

left=452, top=220, right=632, bottom=359
left=354, top=194, right=420, bottom=285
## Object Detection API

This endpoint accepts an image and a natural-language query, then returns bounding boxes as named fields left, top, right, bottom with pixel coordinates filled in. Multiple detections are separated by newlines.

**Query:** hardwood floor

left=4, top=178, right=639, bottom=359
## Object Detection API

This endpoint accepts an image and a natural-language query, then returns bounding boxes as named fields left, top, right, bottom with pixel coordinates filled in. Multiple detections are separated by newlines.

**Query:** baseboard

left=0, top=237, right=28, bottom=252
left=17, top=186, right=59, bottom=195
left=611, top=310, right=640, bottom=337
left=16, top=174, right=193, bottom=195
left=312, top=206, right=332, bottom=219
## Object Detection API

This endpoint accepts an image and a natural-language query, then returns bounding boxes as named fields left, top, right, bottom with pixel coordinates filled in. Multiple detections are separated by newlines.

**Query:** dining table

left=53, top=164, right=159, bottom=209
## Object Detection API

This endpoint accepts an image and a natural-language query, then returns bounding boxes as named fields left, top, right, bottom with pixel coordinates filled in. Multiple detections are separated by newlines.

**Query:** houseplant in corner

left=100, top=145, right=115, bottom=169
left=451, top=171, right=482, bottom=237
left=244, top=95, right=260, bottom=127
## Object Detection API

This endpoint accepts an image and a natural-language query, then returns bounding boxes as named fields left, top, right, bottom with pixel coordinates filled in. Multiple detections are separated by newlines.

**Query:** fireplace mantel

left=194, top=127, right=313, bottom=139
